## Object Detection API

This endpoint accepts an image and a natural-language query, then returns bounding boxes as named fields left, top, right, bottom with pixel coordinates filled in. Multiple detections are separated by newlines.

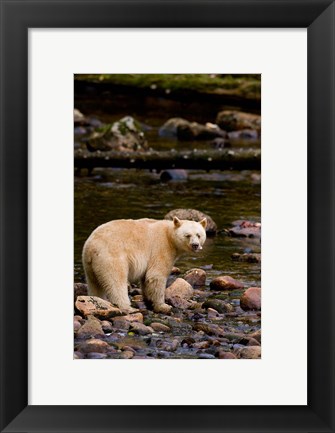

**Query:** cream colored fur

left=82, top=217, right=207, bottom=313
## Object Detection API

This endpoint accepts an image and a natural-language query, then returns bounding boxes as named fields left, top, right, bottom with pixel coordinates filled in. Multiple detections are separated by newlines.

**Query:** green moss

left=74, top=74, right=261, bottom=100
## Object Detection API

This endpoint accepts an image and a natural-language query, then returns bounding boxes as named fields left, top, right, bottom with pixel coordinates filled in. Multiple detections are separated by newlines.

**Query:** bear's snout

left=191, top=243, right=201, bottom=251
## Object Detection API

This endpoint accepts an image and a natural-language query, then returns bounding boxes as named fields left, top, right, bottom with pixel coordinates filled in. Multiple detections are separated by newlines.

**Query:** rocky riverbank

left=74, top=219, right=261, bottom=360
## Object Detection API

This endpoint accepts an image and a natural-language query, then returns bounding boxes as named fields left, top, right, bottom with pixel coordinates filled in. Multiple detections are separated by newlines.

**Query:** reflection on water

left=74, top=168, right=261, bottom=288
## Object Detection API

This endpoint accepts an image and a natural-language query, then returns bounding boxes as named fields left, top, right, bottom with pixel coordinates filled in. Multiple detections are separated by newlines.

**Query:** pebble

left=86, top=352, right=108, bottom=359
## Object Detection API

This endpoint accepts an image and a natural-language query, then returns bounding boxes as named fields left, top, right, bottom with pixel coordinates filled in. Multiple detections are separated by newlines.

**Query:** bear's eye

left=196, top=234, right=201, bottom=238
left=185, top=234, right=191, bottom=238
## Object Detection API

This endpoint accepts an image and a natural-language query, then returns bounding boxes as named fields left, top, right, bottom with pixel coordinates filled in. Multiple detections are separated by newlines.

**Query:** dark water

left=74, top=168, right=261, bottom=289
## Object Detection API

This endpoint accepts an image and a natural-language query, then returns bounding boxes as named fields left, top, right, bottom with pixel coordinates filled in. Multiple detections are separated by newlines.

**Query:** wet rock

left=211, top=137, right=230, bottom=148
left=121, top=350, right=134, bottom=359
left=86, top=116, right=148, bottom=152
left=77, top=338, right=110, bottom=354
left=150, top=322, right=171, bottom=333
left=159, top=117, right=227, bottom=141
left=74, top=320, right=82, bottom=332
left=74, top=108, right=85, bottom=124
left=203, top=299, right=234, bottom=313
left=156, top=338, right=179, bottom=352
left=184, top=268, right=206, bottom=287
left=207, top=307, right=219, bottom=319
left=86, top=352, right=108, bottom=359
left=231, top=253, right=261, bottom=263
left=74, top=283, right=88, bottom=301
left=228, top=220, right=261, bottom=238
left=198, top=353, right=216, bottom=359
left=74, top=314, right=84, bottom=323
left=166, top=318, right=192, bottom=336
left=166, top=278, right=193, bottom=300
left=217, top=350, right=237, bottom=359
left=171, top=267, right=181, bottom=275
left=210, top=276, right=244, bottom=291
left=216, top=110, right=261, bottom=133
left=234, top=345, right=261, bottom=359
left=76, top=315, right=104, bottom=338
left=75, top=296, right=122, bottom=319
left=249, top=329, right=261, bottom=343
left=113, top=312, right=144, bottom=324
left=160, top=169, right=188, bottom=182
left=74, top=351, right=84, bottom=359
left=112, top=320, right=130, bottom=331
left=130, top=322, right=154, bottom=335
left=240, top=287, right=261, bottom=311
left=101, top=320, right=113, bottom=333
left=192, top=340, right=211, bottom=349
left=164, top=209, right=217, bottom=236
left=228, top=129, right=259, bottom=140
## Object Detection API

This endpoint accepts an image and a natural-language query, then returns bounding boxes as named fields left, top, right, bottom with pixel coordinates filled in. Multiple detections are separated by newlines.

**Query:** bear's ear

left=173, top=216, right=182, bottom=228
left=199, top=218, right=207, bottom=229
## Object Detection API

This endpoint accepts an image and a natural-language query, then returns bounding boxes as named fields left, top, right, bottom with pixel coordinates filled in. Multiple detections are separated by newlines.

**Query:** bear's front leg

left=143, top=275, right=172, bottom=314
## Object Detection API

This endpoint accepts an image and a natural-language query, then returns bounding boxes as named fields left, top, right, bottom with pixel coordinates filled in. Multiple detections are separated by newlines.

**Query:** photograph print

left=74, top=74, right=261, bottom=360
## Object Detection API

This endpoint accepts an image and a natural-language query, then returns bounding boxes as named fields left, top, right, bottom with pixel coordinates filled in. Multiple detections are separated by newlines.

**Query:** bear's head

left=173, top=216, right=207, bottom=253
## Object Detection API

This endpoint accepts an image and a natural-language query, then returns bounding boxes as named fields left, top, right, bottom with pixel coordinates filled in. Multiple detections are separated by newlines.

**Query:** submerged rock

left=216, top=110, right=261, bottom=133
left=231, top=253, right=261, bottom=263
left=240, top=287, right=261, bottom=311
left=86, top=116, right=147, bottom=152
left=228, top=220, right=261, bottom=238
left=159, top=117, right=227, bottom=141
left=160, top=169, right=188, bottom=182
left=210, top=276, right=244, bottom=291
left=75, top=295, right=122, bottom=319
left=164, top=209, right=217, bottom=235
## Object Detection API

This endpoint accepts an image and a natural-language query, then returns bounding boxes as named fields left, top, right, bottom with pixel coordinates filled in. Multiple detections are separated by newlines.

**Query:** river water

left=74, top=95, right=261, bottom=291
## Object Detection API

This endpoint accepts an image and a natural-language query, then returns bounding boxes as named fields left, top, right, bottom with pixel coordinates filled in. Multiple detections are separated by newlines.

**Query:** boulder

left=75, top=296, right=122, bottom=319
left=184, top=268, right=206, bottom=287
left=166, top=278, right=193, bottom=300
left=216, top=110, right=261, bottom=133
left=164, top=209, right=217, bottom=235
left=210, top=276, right=244, bottom=291
left=159, top=117, right=227, bottom=141
left=240, top=287, right=261, bottom=311
left=86, top=116, right=147, bottom=152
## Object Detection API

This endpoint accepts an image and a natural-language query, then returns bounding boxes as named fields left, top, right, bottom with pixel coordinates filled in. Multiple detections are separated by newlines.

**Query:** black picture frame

left=1, top=1, right=334, bottom=432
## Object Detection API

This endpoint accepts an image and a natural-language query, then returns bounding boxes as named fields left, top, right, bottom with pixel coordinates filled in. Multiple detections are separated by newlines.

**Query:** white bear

left=82, top=217, right=207, bottom=313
